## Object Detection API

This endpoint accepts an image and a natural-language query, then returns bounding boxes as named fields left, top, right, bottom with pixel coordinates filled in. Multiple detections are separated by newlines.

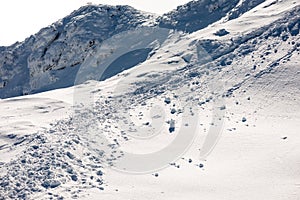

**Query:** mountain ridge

left=0, top=0, right=271, bottom=99
left=0, top=0, right=299, bottom=102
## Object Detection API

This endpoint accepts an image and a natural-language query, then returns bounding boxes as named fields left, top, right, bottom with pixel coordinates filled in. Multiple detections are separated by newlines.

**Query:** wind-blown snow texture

left=0, top=0, right=300, bottom=199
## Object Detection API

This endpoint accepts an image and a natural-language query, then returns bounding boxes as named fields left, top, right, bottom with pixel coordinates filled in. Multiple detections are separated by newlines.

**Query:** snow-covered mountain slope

left=0, top=0, right=272, bottom=100
left=0, top=0, right=300, bottom=199
left=0, top=4, right=154, bottom=99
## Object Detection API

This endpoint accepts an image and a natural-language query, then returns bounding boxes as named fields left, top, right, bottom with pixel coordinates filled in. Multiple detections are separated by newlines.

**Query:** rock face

left=0, top=5, right=154, bottom=98
left=158, top=0, right=266, bottom=33
left=158, top=0, right=240, bottom=32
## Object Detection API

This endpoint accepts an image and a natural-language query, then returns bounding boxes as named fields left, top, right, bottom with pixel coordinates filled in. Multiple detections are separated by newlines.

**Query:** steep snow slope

left=0, top=0, right=300, bottom=200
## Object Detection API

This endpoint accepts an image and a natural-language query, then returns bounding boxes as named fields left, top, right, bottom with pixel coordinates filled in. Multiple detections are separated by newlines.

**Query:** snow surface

left=0, top=0, right=300, bottom=199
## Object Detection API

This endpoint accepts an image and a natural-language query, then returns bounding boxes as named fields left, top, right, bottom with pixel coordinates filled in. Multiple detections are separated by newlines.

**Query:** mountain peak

left=0, top=3, right=155, bottom=98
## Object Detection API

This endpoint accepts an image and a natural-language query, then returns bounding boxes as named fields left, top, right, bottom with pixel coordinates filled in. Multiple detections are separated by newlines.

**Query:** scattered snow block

left=282, top=34, right=289, bottom=41
left=214, top=28, right=230, bottom=36
left=41, top=181, right=52, bottom=190
left=13, top=138, right=26, bottom=146
left=70, top=175, right=78, bottom=181
left=143, top=122, right=150, bottom=126
left=7, top=134, right=16, bottom=139
left=164, top=97, right=171, bottom=104
left=170, top=108, right=176, bottom=114
left=167, top=60, right=180, bottom=64
left=96, top=178, right=103, bottom=184
left=99, top=187, right=104, bottom=191
left=169, top=119, right=175, bottom=133
left=49, top=180, right=61, bottom=188
left=96, top=170, right=103, bottom=176
left=220, top=105, right=226, bottom=110
left=41, top=180, right=61, bottom=189
left=242, top=117, right=247, bottom=122
left=66, top=168, right=74, bottom=174
left=66, top=152, right=75, bottom=159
